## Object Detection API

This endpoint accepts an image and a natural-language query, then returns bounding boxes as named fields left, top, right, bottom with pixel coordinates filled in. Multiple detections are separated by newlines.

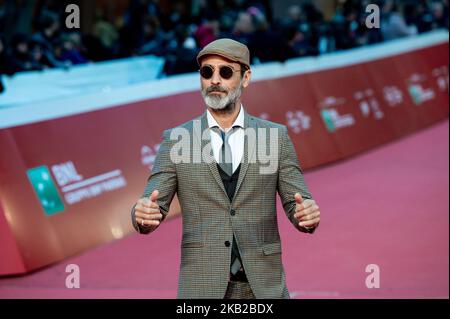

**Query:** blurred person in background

left=163, top=24, right=199, bottom=75
left=194, top=19, right=219, bottom=48
left=138, top=14, right=169, bottom=56
left=9, top=33, right=40, bottom=73
left=0, top=34, right=14, bottom=76
left=32, top=10, right=60, bottom=60
left=232, top=11, right=255, bottom=45
left=277, top=4, right=317, bottom=57
left=284, top=27, right=312, bottom=58
left=28, top=39, right=51, bottom=70
left=92, top=8, right=120, bottom=55
left=381, top=0, right=418, bottom=40
left=332, top=1, right=362, bottom=50
left=430, top=1, right=449, bottom=29
left=56, top=32, right=89, bottom=65
left=0, top=34, right=11, bottom=93
left=247, top=6, right=289, bottom=63
left=117, top=0, right=148, bottom=57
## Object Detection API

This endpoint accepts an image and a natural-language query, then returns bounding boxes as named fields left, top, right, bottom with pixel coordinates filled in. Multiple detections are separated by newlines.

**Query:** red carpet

left=1, top=120, right=448, bottom=299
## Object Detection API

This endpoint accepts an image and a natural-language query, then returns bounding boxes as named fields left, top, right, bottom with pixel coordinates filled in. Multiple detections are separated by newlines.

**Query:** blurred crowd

left=0, top=0, right=448, bottom=81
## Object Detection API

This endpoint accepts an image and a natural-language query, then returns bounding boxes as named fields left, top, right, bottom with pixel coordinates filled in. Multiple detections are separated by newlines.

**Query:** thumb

left=150, top=190, right=159, bottom=203
left=294, top=193, right=303, bottom=204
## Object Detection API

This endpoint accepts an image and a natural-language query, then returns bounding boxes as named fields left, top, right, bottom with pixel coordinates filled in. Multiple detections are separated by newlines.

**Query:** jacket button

left=224, top=241, right=230, bottom=247
left=230, top=209, right=236, bottom=216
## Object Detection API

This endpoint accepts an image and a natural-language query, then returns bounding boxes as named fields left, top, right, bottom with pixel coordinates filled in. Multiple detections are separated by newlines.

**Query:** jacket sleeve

left=131, top=129, right=178, bottom=234
left=276, top=126, right=316, bottom=234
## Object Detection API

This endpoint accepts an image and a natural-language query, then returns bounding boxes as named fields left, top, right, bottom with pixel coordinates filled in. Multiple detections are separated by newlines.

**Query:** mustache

left=206, top=85, right=228, bottom=93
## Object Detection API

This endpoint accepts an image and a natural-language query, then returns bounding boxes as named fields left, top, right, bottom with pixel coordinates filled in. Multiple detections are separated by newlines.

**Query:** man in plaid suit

left=131, top=39, right=321, bottom=299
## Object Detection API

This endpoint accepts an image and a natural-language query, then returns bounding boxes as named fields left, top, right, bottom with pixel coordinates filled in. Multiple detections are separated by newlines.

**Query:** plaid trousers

left=224, top=281, right=255, bottom=299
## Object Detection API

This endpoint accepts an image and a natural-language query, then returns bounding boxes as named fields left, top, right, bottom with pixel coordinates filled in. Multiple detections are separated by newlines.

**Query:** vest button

left=224, top=241, right=231, bottom=247
left=230, top=209, right=236, bottom=216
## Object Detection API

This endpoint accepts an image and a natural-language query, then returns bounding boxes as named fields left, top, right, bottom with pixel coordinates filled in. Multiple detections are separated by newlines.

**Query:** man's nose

left=210, top=69, right=222, bottom=85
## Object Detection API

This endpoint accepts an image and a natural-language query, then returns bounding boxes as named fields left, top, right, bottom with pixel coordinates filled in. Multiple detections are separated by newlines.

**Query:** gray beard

left=202, top=82, right=243, bottom=111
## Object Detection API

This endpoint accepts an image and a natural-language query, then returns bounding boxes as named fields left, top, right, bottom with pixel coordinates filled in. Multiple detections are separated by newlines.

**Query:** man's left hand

left=293, top=193, right=320, bottom=229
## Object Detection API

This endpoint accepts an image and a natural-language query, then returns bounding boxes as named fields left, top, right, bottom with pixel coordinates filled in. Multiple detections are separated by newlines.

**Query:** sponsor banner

left=0, top=38, right=447, bottom=275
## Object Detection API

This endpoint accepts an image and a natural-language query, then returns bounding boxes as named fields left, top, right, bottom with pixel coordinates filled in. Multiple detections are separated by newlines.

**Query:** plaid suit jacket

left=131, top=110, right=313, bottom=299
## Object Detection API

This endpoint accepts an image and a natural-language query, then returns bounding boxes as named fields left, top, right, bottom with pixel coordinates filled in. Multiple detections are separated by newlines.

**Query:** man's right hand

left=134, top=190, right=163, bottom=228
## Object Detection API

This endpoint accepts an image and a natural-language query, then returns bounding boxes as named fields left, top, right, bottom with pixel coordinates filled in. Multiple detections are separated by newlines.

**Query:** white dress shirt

left=206, top=105, right=245, bottom=174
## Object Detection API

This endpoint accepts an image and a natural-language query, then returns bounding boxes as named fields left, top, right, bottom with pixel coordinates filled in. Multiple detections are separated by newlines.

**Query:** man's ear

left=242, top=69, right=251, bottom=88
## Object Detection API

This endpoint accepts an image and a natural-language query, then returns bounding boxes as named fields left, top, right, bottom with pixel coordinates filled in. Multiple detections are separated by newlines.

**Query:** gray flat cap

left=197, top=38, right=251, bottom=69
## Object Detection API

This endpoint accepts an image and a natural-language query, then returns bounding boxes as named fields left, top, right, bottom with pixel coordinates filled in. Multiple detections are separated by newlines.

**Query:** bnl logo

left=27, top=162, right=82, bottom=216
left=27, top=166, right=65, bottom=216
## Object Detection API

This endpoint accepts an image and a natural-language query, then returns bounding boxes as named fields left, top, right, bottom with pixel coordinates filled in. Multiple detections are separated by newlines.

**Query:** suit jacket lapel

left=234, top=111, right=256, bottom=199
left=194, top=112, right=228, bottom=197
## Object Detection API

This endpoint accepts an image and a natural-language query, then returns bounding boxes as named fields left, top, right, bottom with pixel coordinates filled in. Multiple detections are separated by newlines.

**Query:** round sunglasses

left=199, top=65, right=242, bottom=80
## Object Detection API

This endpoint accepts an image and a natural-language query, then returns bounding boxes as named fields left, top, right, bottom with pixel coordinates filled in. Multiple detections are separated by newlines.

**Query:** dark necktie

left=212, top=126, right=238, bottom=176
left=211, top=125, right=243, bottom=274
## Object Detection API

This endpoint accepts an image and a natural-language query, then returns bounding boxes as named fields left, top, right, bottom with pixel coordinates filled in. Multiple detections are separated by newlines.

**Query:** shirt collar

left=206, top=104, right=245, bottom=131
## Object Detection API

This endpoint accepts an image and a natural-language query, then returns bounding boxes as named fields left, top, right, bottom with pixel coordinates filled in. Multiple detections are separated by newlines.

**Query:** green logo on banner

left=408, top=85, right=422, bottom=105
left=27, top=166, right=65, bottom=216
left=320, top=109, right=336, bottom=133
